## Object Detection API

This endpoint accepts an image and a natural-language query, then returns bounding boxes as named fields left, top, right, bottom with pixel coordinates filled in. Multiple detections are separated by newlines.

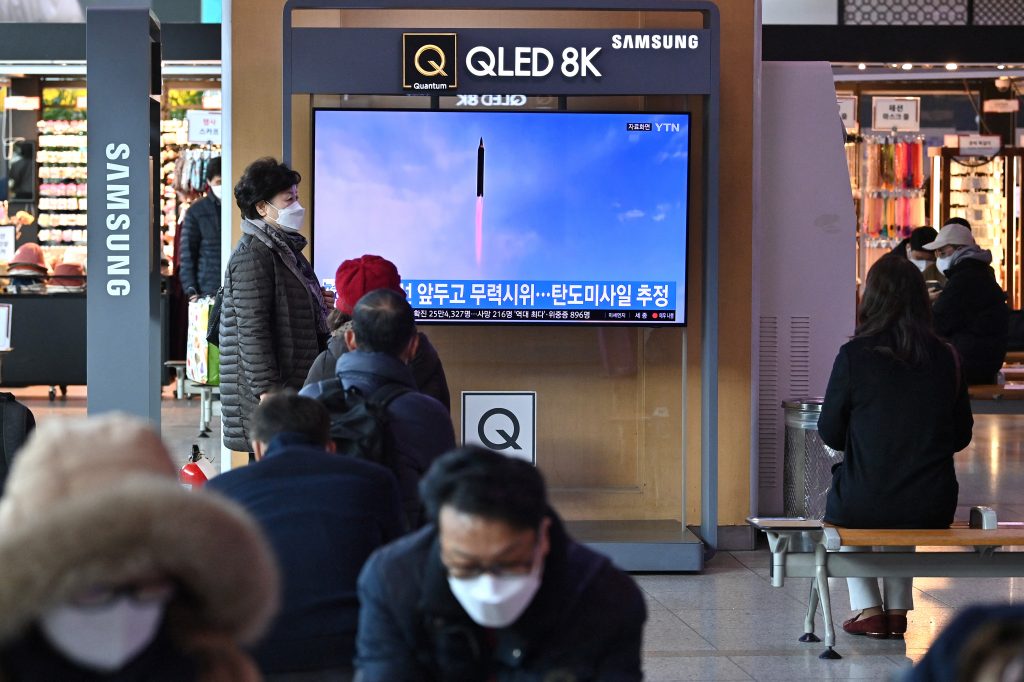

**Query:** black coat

left=205, top=434, right=405, bottom=674
left=933, top=257, right=1009, bottom=384
left=354, top=515, right=646, bottom=681
left=819, top=334, right=973, bottom=529
left=304, top=330, right=451, bottom=412
left=219, top=220, right=328, bottom=452
left=178, top=193, right=222, bottom=297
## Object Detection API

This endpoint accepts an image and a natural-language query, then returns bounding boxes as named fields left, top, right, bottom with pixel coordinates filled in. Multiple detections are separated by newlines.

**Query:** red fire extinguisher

left=180, top=444, right=217, bottom=489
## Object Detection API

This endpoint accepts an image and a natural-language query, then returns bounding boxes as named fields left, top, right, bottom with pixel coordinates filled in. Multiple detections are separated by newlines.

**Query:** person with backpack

left=205, top=392, right=404, bottom=680
left=301, top=288, right=455, bottom=528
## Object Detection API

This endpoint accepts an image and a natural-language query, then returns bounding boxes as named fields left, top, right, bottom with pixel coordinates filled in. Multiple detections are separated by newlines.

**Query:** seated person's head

left=906, top=226, right=938, bottom=270
left=419, top=447, right=551, bottom=628
left=925, top=221, right=977, bottom=262
left=334, top=255, right=406, bottom=319
left=0, top=414, right=276, bottom=674
left=346, top=288, right=418, bottom=362
left=250, top=391, right=333, bottom=459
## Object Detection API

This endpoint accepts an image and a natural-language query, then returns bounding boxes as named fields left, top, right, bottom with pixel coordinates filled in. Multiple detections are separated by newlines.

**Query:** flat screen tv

left=312, top=108, right=690, bottom=325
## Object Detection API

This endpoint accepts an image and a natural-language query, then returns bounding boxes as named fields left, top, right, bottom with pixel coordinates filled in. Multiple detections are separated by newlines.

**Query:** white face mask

left=209, top=184, right=222, bottom=200
left=447, top=551, right=543, bottom=628
left=909, top=257, right=930, bottom=272
left=937, top=255, right=955, bottom=274
left=264, top=200, right=305, bottom=232
left=39, top=597, right=166, bottom=672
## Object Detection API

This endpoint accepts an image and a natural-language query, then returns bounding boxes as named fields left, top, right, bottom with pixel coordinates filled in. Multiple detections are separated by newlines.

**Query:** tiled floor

left=11, top=386, right=1024, bottom=681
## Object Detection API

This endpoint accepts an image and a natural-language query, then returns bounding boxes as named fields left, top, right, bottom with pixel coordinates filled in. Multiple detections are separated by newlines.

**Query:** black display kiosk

left=281, top=0, right=721, bottom=568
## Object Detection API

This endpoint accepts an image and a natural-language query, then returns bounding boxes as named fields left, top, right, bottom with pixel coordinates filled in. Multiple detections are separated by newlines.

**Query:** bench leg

left=176, top=369, right=185, bottom=400
left=815, top=544, right=841, bottom=659
left=799, top=580, right=821, bottom=643
left=198, top=388, right=211, bottom=438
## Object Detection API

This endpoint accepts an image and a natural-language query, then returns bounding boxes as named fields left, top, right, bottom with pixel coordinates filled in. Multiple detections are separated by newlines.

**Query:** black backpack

left=316, top=380, right=411, bottom=472
left=0, top=393, right=35, bottom=494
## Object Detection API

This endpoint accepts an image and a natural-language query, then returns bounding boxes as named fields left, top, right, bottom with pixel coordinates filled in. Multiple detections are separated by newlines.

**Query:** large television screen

left=313, top=109, right=690, bottom=325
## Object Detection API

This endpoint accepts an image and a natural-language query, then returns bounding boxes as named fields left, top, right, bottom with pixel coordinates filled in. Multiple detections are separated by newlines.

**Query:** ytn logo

left=403, top=33, right=457, bottom=91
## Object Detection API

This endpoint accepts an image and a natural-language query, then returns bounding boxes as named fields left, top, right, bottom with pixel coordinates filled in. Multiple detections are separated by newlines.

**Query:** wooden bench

left=164, top=360, right=187, bottom=400
left=968, top=383, right=1024, bottom=414
left=748, top=512, right=1024, bottom=660
left=183, top=379, right=219, bottom=438
left=1004, top=351, right=1024, bottom=365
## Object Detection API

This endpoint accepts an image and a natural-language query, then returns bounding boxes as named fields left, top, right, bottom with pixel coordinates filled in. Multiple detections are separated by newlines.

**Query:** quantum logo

left=403, top=33, right=457, bottom=91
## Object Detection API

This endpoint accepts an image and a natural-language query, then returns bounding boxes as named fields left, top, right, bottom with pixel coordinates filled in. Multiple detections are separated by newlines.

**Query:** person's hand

left=322, top=287, right=335, bottom=309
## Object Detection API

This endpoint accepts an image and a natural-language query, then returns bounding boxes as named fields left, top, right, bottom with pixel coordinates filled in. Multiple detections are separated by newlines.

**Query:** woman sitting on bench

left=819, top=254, right=974, bottom=640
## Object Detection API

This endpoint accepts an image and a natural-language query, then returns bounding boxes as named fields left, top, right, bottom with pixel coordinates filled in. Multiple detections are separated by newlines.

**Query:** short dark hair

left=352, top=289, right=415, bottom=356
left=234, top=157, right=301, bottom=220
left=945, top=217, right=972, bottom=231
left=250, top=390, right=330, bottom=446
left=420, top=447, right=548, bottom=530
left=206, top=156, right=221, bottom=182
left=908, top=226, right=938, bottom=251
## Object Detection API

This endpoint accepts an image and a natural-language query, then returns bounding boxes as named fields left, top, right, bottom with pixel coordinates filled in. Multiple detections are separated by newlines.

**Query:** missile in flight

left=477, top=137, right=485, bottom=197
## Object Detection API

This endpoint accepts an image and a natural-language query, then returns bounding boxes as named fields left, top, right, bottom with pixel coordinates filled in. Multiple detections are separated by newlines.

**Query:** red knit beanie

left=334, top=255, right=405, bottom=314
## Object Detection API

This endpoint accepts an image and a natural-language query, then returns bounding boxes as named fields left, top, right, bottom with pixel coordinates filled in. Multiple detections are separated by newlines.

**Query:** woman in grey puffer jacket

left=220, top=158, right=329, bottom=453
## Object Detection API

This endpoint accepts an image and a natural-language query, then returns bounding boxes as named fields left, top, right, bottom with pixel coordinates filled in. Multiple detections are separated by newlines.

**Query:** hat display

left=334, top=254, right=406, bottom=314
left=924, top=223, right=976, bottom=251
left=0, top=414, right=279, bottom=645
left=8, top=243, right=47, bottom=273
left=49, top=261, right=86, bottom=291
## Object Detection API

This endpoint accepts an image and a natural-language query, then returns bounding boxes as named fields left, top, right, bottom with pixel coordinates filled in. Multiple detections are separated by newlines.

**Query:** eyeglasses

left=443, top=542, right=540, bottom=580
left=70, top=580, right=175, bottom=608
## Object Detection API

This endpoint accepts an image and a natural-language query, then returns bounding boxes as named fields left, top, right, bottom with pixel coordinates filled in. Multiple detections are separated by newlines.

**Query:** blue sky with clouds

left=313, top=110, right=689, bottom=288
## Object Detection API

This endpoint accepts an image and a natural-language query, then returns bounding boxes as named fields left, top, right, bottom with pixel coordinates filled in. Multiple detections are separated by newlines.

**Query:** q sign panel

left=462, top=391, right=537, bottom=464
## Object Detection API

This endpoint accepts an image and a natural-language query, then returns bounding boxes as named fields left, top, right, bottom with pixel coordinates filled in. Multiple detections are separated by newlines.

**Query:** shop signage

left=462, top=391, right=537, bottom=464
left=86, top=7, right=163, bottom=423
left=292, top=28, right=712, bottom=95
left=958, top=134, right=1002, bottom=157
left=3, top=96, right=40, bottom=111
left=871, top=96, right=920, bottom=132
left=0, top=225, right=15, bottom=262
left=983, top=99, right=1020, bottom=114
left=186, top=110, right=221, bottom=144
left=836, top=95, right=857, bottom=133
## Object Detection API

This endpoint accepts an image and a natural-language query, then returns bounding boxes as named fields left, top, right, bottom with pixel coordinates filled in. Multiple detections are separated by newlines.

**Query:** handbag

left=206, top=286, right=223, bottom=346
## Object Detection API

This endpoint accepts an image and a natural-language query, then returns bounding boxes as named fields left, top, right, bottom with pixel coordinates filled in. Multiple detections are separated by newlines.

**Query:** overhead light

left=945, top=63, right=958, bottom=71
left=901, top=63, right=913, bottom=70
left=858, top=63, right=867, bottom=70
left=997, top=64, right=1007, bottom=70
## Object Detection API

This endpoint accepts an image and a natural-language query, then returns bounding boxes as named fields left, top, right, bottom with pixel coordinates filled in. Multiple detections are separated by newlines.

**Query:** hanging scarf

left=240, top=218, right=329, bottom=341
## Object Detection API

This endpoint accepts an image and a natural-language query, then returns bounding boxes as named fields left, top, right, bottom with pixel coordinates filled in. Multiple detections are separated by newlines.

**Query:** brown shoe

left=842, top=612, right=889, bottom=639
left=887, top=613, right=908, bottom=639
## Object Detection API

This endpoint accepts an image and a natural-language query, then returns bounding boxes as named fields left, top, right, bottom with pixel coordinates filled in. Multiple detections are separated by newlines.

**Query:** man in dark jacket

left=925, top=220, right=1009, bottom=384
left=206, top=392, right=404, bottom=681
left=304, top=255, right=451, bottom=411
left=354, top=446, right=647, bottom=681
left=301, top=288, right=455, bottom=527
left=179, top=156, right=222, bottom=299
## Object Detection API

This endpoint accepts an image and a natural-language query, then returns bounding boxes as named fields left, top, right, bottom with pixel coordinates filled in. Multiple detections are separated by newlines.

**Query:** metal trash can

left=782, top=398, right=844, bottom=520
